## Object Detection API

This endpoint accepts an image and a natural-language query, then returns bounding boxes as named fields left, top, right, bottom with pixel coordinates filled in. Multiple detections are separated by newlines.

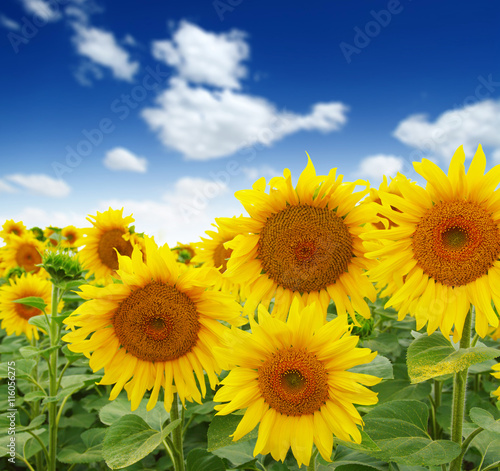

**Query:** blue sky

left=0, top=0, right=499, bottom=244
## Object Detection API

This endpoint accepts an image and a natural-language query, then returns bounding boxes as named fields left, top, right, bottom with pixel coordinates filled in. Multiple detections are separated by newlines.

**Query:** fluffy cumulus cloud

left=152, top=21, right=248, bottom=89
left=0, top=207, right=86, bottom=230
left=19, top=0, right=62, bottom=22
left=142, top=78, right=348, bottom=160
left=393, top=99, right=500, bottom=161
left=0, top=179, right=16, bottom=193
left=143, top=22, right=348, bottom=160
left=5, top=174, right=71, bottom=197
left=241, top=165, right=279, bottom=181
left=101, top=176, right=239, bottom=245
left=103, top=147, right=148, bottom=173
left=356, top=154, right=404, bottom=182
left=72, top=24, right=139, bottom=81
left=0, top=14, right=20, bottom=31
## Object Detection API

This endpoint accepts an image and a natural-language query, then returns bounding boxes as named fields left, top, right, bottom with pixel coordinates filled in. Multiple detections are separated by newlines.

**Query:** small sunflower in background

left=44, top=226, right=62, bottom=248
left=62, top=236, right=244, bottom=412
left=172, top=242, right=196, bottom=265
left=78, top=208, right=140, bottom=283
left=214, top=300, right=381, bottom=467
left=224, top=156, right=376, bottom=322
left=0, top=273, right=53, bottom=339
left=0, top=233, right=47, bottom=277
left=364, top=145, right=500, bottom=341
left=491, top=363, right=500, bottom=402
left=192, top=217, right=245, bottom=298
left=0, top=220, right=27, bottom=241
left=61, top=225, right=83, bottom=249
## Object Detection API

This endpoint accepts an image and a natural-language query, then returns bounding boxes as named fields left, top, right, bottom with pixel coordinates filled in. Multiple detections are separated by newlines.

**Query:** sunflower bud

left=42, top=252, right=83, bottom=285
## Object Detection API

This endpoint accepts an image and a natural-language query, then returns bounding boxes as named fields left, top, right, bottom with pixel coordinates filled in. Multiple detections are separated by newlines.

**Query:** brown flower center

left=258, top=204, right=353, bottom=292
left=258, top=347, right=329, bottom=416
left=15, top=303, right=42, bottom=320
left=113, top=281, right=200, bottom=362
left=98, top=229, right=133, bottom=270
left=412, top=201, right=500, bottom=286
left=16, top=243, right=42, bottom=273
left=213, top=242, right=232, bottom=273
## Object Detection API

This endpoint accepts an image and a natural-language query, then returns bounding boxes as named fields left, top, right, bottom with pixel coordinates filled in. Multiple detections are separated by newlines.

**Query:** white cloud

left=20, top=0, right=62, bottom=22
left=64, top=5, right=88, bottom=23
left=0, top=14, right=20, bottom=31
left=356, top=154, right=404, bottom=181
left=104, top=147, right=148, bottom=173
left=142, top=78, right=348, bottom=160
left=5, top=174, right=71, bottom=197
left=0, top=179, right=17, bottom=193
left=123, top=34, right=137, bottom=46
left=100, top=176, right=237, bottom=245
left=152, top=21, right=248, bottom=89
left=493, top=148, right=500, bottom=163
left=241, top=165, right=278, bottom=181
left=393, top=99, right=500, bottom=161
left=72, top=24, right=139, bottom=81
left=0, top=207, right=86, bottom=230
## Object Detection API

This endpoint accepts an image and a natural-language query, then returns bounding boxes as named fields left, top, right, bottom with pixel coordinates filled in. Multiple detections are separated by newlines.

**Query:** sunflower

left=172, top=243, right=196, bottom=265
left=0, top=233, right=46, bottom=276
left=0, top=220, right=27, bottom=241
left=44, top=227, right=61, bottom=248
left=62, top=237, right=244, bottom=412
left=363, top=145, right=500, bottom=340
left=78, top=208, right=141, bottom=283
left=224, top=157, right=376, bottom=322
left=61, top=225, right=83, bottom=249
left=192, top=217, right=245, bottom=298
left=214, top=300, right=380, bottom=467
left=492, top=363, right=500, bottom=401
left=0, top=273, right=53, bottom=339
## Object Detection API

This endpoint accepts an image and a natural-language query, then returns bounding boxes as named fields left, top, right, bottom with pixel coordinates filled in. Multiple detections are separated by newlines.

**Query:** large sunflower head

left=224, top=156, right=377, bottom=322
left=364, top=145, right=500, bottom=340
left=0, top=233, right=47, bottom=277
left=0, top=220, right=27, bottom=241
left=62, top=237, right=244, bottom=412
left=214, top=300, right=381, bottom=467
left=0, top=273, right=53, bottom=339
left=191, top=217, right=246, bottom=298
left=78, top=208, right=141, bottom=283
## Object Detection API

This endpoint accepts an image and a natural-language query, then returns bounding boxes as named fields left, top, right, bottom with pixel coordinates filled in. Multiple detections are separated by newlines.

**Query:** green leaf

left=211, top=440, right=255, bottom=466
left=17, top=414, right=46, bottom=432
left=407, top=333, right=500, bottom=384
left=20, top=344, right=60, bottom=359
left=0, top=359, right=37, bottom=379
left=470, top=430, right=500, bottom=470
left=469, top=408, right=500, bottom=435
left=99, top=397, right=169, bottom=431
left=322, top=446, right=389, bottom=471
left=186, top=448, right=226, bottom=471
left=102, top=415, right=181, bottom=469
left=28, top=314, right=50, bottom=332
left=350, top=355, right=394, bottom=380
left=362, top=400, right=461, bottom=466
left=61, top=344, right=83, bottom=362
left=207, top=414, right=259, bottom=451
left=12, top=296, right=47, bottom=312
left=58, top=428, right=106, bottom=464
left=371, top=379, right=431, bottom=404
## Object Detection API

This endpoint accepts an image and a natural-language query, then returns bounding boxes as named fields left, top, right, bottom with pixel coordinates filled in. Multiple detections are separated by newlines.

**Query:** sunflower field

left=1, top=145, right=500, bottom=471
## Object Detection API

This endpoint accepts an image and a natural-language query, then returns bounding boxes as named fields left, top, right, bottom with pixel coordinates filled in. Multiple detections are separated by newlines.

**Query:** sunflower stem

left=307, top=448, right=319, bottom=471
left=170, top=393, right=185, bottom=471
left=449, top=309, right=472, bottom=471
left=48, top=284, right=60, bottom=471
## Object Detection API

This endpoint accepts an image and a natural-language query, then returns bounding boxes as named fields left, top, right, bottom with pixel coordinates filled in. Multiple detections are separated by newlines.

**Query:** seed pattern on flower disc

left=16, top=244, right=42, bottom=273
left=258, top=347, right=329, bottom=416
left=412, top=201, right=500, bottom=286
left=113, top=281, right=200, bottom=362
left=98, top=229, right=133, bottom=270
left=213, top=243, right=232, bottom=273
left=258, top=204, right=353, bottom=292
